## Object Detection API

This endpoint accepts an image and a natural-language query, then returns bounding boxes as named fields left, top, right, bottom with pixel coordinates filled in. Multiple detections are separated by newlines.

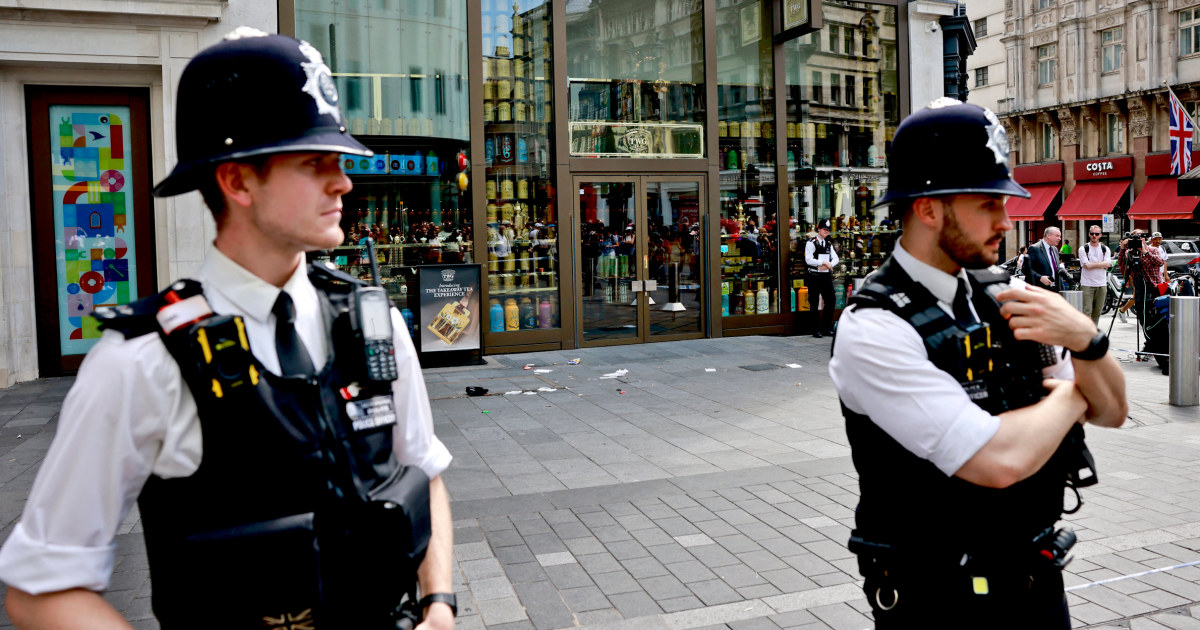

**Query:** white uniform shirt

left=804, top=237, right=839, bottom=273
left=830, top=242, right=1074, bottom=477
left=0, top=247, right=451, bottom=595
left=1079, top=242, right=1112, bottom=287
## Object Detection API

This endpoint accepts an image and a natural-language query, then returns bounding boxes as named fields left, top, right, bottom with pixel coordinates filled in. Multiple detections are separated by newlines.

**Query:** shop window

left=483, top=0, right=560, bottom=331
left=844, top=27, right=853, bottom=55
left=974, top=17, right=987, bottom=38
left=1107, top=113, right=1125, bottom=154
left=1041, top=123, right=1057, bottom=161
left=831, top=74, right=841, bottom=104
left=828, top=24, right=839, bottom=52
left=296, top=1, right=472, bottom=350
left=565, top=0, right=705, bottom=157
left=782, top=2, right=901, bottom=320
left=1037, top=44, right=1056, bottom=85
left=717, top=0, right=778, bottom=319
left=1037, top=0, right=1054, bottom=9
left=975, top=66, right=989, bottom=87
left=1181, top=9, right=1200, bottom=57
left=1101, top=27, right=1123, bottom=73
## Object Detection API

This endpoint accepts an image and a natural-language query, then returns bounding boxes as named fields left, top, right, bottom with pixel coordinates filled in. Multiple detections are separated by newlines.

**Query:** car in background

left=1161, top=238, right=1200, bottom=274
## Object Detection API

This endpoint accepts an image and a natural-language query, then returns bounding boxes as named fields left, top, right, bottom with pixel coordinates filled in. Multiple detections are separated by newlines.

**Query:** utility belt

left=848, top=526, right=1076, bottom=611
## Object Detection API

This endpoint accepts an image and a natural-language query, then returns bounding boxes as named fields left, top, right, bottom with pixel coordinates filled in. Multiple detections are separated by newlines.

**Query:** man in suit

left=1023, top=227, right=1063, bottom=292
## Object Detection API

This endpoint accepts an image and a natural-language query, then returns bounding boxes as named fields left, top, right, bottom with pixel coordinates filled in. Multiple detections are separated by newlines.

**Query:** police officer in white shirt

left=1079, top=226, right=1113, bottom=325
left=0, top=30, right=456, bottom=630
left=804, top=218, right=839, bottom=337
left=830, top=99, right=1127, bottom=628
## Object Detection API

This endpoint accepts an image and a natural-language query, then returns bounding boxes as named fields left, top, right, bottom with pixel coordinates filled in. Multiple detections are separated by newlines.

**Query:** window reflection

left=566, top=0, right=706, bottom=158
left=784, top=1, right=901, bottom=315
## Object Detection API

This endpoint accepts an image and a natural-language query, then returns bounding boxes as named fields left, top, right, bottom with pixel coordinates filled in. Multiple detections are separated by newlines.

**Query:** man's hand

left=1039, top=276, right=1053, bottom=286
left=995, top=284, right=1096, bottom=351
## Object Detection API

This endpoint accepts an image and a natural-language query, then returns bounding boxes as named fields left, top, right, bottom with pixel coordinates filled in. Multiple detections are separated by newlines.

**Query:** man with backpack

left=1079, top=226, right=1113, bottom=326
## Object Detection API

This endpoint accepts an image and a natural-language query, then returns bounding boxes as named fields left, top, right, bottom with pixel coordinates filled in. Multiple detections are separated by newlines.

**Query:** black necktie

left=952, top=277, right=975, bottom=328
left=273, top=291, right=315, bottom=377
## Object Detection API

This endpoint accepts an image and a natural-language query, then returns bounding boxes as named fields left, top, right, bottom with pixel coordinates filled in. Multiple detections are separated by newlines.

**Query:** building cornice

left=0, top=0, right=224, bottom=23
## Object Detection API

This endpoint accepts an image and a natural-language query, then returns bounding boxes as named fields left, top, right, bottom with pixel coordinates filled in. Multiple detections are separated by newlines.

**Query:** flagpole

left=1166, top=83, right=1198, bottom=130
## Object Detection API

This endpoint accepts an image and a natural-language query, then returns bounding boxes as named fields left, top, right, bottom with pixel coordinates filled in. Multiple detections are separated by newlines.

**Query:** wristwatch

left=1070, top=331, right=1109, bottom=361
left=419, top=593, right=458, bottom=618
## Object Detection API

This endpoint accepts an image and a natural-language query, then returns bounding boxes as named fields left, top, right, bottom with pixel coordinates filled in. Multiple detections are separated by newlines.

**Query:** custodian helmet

left=874, top=98, right=1029, bottom=207
left=153, top=28, right=372, bottom=198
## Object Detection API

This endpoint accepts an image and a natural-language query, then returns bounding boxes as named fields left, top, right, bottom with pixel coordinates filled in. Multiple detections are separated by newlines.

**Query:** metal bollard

left=1170, top=296, right=1199, bottom=407
left=1062, top=290, right=1084, bottom=313
left=1171, top=296, right=1200, bottom=405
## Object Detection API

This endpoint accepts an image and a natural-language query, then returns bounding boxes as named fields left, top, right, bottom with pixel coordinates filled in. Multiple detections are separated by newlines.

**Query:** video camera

left=1124, top=232, right=1143, bottom=251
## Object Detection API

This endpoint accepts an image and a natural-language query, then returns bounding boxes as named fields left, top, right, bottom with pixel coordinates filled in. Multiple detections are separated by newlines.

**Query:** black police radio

left=350, top=238, right=399, bottom=382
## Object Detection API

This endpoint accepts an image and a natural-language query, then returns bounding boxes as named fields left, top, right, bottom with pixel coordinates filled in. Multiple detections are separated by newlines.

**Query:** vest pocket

left=164, top=512, right=321, bottom=628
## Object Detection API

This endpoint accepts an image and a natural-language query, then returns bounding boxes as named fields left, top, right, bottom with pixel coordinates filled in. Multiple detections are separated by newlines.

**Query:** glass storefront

left=483, top=0, right=561, bottom=332
left=716, top=0, right=778, bottom=317
left=565, top=0, right=706, bottom=158
left=296, top=1, right=472, bottom=345
left=286, top=0, right=911, bottom=354
left=784, top=2, right=902, bottom=312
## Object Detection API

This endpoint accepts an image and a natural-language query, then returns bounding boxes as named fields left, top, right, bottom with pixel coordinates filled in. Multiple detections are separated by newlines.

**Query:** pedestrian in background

left=1079, top=225, right=1113, bottom=326
left=0, top=29, right=456, bottom=629
left=831, top=99, right=1126, bottom=628
left=1023, top=226, right=1063, bottom=292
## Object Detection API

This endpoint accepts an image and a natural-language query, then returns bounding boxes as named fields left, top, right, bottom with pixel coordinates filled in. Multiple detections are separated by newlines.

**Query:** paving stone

left=503, top=561, right=549, bottom=584
left=623, top=555, right=671, bottom=579
left=512, top=581, right=572, bottom=630
left=535, top=551, right=576, bottom=567
left=592, top=569, right=643, bottom=596
left=560, top=585, right=610, bottom=613
left=477, top=597, right=529, bottom=626
left=687, top=578, right=742, bottom=606
left=608, top=590, right=664, bottom=618
left=641, top=574, right=692, bottom=600
left=545, top=563, right=594, bottom=590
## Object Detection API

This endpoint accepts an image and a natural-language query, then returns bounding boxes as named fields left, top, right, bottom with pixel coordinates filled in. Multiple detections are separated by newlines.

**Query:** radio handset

left=352, top=238, right=399, bottom=382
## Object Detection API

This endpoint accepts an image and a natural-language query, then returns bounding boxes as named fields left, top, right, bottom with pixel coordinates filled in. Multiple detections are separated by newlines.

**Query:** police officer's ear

left=213, top=161, right=259, bottom=211
left=909, top=196, right=946, bottom=230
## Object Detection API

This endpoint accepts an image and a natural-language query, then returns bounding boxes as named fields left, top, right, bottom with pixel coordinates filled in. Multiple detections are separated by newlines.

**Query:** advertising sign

left=1073, top=156, right=1133, bottom=180
left=418, top=264, right=481, bottom=352
left=774, top=0, right=822, bottom=43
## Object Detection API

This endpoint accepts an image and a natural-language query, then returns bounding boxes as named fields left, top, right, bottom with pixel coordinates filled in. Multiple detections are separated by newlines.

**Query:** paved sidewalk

left=0, top=314, right=1197, bottom=629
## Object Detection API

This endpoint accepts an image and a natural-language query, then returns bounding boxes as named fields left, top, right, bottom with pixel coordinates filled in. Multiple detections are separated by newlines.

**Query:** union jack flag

left=1169, top=89, right=1194, bottom=176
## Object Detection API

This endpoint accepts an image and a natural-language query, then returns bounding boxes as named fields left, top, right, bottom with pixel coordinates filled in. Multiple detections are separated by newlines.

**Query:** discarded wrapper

left=568, top=358, right=581, bottom=365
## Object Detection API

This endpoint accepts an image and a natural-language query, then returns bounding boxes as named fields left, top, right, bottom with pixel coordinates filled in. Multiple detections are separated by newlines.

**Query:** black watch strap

left=1071, top=331, right=1109, bottom=361
left=419, top=593, right=457, bottom=618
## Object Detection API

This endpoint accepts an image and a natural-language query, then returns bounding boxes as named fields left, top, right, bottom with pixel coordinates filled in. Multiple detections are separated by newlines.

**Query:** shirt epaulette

left=308, top=261, right=368, bottom=293
left=94, top=279, right=204, bottom=339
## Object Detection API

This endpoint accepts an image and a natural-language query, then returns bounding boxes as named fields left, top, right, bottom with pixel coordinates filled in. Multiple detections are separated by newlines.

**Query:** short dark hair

left=196, top=156, right=275, bottom=220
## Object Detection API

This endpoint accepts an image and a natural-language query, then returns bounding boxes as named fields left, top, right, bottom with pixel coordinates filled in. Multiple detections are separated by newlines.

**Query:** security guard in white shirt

left=830, top=99, right=1127, bottom=628
left=805, top=218, right=839, bottom=337
left=0, top=30, right=456, bottom=630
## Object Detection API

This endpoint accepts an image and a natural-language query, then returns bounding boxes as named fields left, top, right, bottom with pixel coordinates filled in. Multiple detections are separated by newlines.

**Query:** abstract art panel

left=49, top=105, right=139, bottom=355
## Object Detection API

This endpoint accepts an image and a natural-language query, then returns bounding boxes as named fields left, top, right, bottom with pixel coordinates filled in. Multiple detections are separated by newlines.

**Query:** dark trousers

left=1133, top=276, right=1168, bottom=369
left=864, top=562, right=1069, bottom=629
left=808, top=273, right=835, bottom=333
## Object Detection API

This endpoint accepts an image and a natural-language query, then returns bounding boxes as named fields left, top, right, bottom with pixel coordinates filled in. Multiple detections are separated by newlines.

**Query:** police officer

left=829, top=99, right=1127, bottom=627
left=805, top=218, right=839, bottom=337
left=0, top=30, right=456, bottom=629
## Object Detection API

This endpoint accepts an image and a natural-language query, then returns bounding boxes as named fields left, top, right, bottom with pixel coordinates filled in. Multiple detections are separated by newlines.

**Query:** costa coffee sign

left=1073, top=156, right=1133, bottom=180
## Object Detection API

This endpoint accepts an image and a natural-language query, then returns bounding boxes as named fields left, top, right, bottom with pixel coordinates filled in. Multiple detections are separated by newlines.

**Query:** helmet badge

left=982, top=108, right=1009, bottom=167
left=298, top=40, right=341, bottom=123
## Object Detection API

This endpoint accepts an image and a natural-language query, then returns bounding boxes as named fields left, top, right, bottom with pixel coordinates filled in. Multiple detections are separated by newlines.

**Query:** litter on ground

left=534, top=369, right=552, bottom=374
left=568, top=358, right=581, bottom=365
left=786, top=364, right=802, bottom=369
left=600, top=369, right=629, bottom=379
left=705, top=368, right=716, bottom=372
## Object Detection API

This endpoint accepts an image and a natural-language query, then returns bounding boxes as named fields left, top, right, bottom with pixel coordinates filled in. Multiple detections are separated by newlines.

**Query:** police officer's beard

left=939, top=207, right=996, bottom=269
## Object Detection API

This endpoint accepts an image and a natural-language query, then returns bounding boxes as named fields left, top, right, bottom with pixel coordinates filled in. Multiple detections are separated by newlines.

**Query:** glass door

left=576, top=176, right=706, bottom=346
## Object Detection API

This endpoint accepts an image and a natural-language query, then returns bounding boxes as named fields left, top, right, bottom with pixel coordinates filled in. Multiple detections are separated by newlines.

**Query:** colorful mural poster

left=49, top=105, right=138, bottom=355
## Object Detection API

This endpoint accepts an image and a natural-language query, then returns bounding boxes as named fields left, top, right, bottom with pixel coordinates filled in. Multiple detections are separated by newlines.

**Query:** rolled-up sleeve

left=830, top=308, right=1000, bottom=477
left=0, top=331, right=185, bottom=594
left=390, top=309, right=452, bottom=480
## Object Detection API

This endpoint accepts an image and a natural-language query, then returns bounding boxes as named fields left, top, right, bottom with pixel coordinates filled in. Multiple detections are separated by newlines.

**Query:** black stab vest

left=837, top=258, right=1085, bottom=557
left=808, top=238, right=833, bottom=273
left=97, top=264, right=429, bottom=630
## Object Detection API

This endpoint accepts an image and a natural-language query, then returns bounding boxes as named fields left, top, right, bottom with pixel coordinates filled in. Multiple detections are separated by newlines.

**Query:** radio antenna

left=365, top=237, right=382, bottom=287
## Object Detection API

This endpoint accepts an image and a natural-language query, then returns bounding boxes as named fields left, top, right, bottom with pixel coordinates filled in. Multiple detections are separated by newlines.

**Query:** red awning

left=1057, top=180, right=1130, bottom=219
left=1005, top=183, right=1061, bottom=220
left=1127, top=177, right=1200, bottom=220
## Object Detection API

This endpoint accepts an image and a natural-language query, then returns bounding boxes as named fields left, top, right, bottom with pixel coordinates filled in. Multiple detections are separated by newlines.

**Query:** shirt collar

left=197, top=247, right=313, bottom=324
left=891, top=240, right=971, bottom=306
